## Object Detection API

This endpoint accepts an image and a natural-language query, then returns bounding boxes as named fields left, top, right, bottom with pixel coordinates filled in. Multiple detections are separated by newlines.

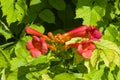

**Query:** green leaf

left=0, top=0, right=27, bottom=25
left=15, top=36, right=32, bottom=59
left=42, top=74, right=52, bottom=80
left=39, top=9, right=55, bottom=23
left=114, top=0, right=120, bottom=15
left=30, top=0, right=41, bottom=5
left=103, top=24, right=118, bottom=42
left=1, top=69, right=6, bottom=80
left=0, top=52, right=8, bottom=68
left=48, top=0, right=66, bottom=10
left=117, top=70, right=120, bottom=80
left=30, top=55, right=48, bottom=65
left=0, top=29, right=12, bottom=40
left=0, top=25, right=12, bottom=40
left=15, top=40, right=29, bottom=59
left=75, top=0, right=107, bottom=26
left=113, top=53, right=120, bottom=66
left=66, top=37, right=81, bottom=45
left=7, top=70, right=18, bottom=80
left=95, top=40, right=120, bottom=66
left=15, top=0, right=27, bottom=22
left=73, top=50, right=83, bottom=65
left=29, top=24, right=45, bottom=33
left=53, top=73, right=76, bottom=80
left=90, top=49, right=100, bottom=68
left=73, top=73, right=84, bottom=80
left=100, top=49, right=115, bottom=67
left=85, top=66, right=104, bottom=80
left=10, top=58, right=27, bottom=71
left=108, top=72, right=114, bottom=80
left=96, top=39, right=120, bottom=54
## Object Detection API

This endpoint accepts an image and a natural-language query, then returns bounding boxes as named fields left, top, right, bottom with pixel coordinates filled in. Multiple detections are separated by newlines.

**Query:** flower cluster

left=25, top=25, right=102, bottom=58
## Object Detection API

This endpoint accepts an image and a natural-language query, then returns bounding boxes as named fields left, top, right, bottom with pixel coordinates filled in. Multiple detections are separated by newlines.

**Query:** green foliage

left=39, top=9, right=55, bottom=23
left=0, top=0, right=27, bottom=25
left=0, top=0, right=120, bottom=80
left=48, top=0, right=66, bottom=10
left=76, top=0, right=107, bottom=26
left=53, top=73, right=76, bottom=80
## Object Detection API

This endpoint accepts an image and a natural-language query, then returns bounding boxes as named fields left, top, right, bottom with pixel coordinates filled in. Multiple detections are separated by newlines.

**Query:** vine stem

left=0, top=48, right=11, bottom=65
left=0, top=20, right=10, bottom=31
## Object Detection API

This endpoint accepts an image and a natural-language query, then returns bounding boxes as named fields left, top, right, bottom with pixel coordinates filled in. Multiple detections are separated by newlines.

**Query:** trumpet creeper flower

left=69, top=40, right=96, bottom=59
left=26, top=36, right=48, bottom=57
left=25, top=27, right=50, bottom=41
left=62, top=25, right=102, bottom=41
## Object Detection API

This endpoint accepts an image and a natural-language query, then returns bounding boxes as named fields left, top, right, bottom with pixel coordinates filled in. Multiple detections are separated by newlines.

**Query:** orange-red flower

left=77, top=40, right=96, bottom=59
left=26, top=36, right=48, bottom=57
left=62, top=25, right=102, bottom=41
left=25, top=27, right=51, bottom=41
left=87, top=27, right=102, bottom=41
left=69, top=40, right=96, bottom=59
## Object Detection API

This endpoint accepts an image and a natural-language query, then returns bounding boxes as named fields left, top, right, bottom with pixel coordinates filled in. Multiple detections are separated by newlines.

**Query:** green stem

left=0, top=20, right=10, bottom=31
left=0, top=42, right=14, bottom=48
left=0, top=48, right=11, bottom=65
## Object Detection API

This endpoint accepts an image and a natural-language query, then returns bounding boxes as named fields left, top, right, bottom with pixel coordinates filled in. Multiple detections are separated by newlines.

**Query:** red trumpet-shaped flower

left=25, top=27, right=51, bottom=41
left=26, top=36, right=48, bottom=57
left=62, top=25, right=102, bottom=41
left=87, top=27, right=102, bottom=41
left=69, top=40, right=96, bottom=59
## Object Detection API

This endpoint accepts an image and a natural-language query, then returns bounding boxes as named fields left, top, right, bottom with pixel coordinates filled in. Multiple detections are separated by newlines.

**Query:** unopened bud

left=47, top=44, right=56, bottom=51
left=48, top=32, right=54, bottom=39
left=43, top=35, right=51, bottom=41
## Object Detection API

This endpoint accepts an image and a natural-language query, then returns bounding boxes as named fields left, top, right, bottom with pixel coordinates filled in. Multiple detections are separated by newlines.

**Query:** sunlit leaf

left=85, top=67, right=104, bottom=80
left=0, top=25, right=12, bottom=40
left=113, top=53, right=120, bottom=66
left=30, top=55, right=48, bottom=66
left=42, top=74, right=52, bottom=80
left=10, top=58, right=27, bottom=71
left=0, top=52, right=7, bottom=68
left=0, top=0, right=27, bottom=25
left=39, top=9, right=55, bottom=23
left=103, top=24, right=118, bottom=42
left=29, top=24, right=45, bottom=33
left=15, top=40, right=29, bottom=58
left=48, top=0, right=66, bottom=10
left=114, top=0, right=120, bottom=15
left=7, top=70, right=18, bottom=80
left=100, top=49, right=115, bottom=67
left=117, top=70, right=120, bottom=80
left=76, top=0, right=107, bottom=26
left=53, top=73, right=76, bottom=80
left=96, top=39, right=120, bottom=54
left=90, top=49, right=100, bottom=68
left=108, top=71, right=114, bottom=80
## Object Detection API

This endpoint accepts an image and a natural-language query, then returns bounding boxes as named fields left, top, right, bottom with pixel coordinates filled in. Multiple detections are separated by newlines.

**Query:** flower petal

left=77, top=44, right=83, bottom=55
left=77, top=40, right=96, bottom=59
left=25, top=27, right=44, bottom=37
left=65, top=25, right=88, bottom=37
left=39, top=38, right=48, bottom=54
left=26, top=40, right=34, bottom=50
left=88, top=27, right=102, bottom=41
left=30, top=49, right=41, bottom=57
left=82, top=50, right=92, bottom=59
